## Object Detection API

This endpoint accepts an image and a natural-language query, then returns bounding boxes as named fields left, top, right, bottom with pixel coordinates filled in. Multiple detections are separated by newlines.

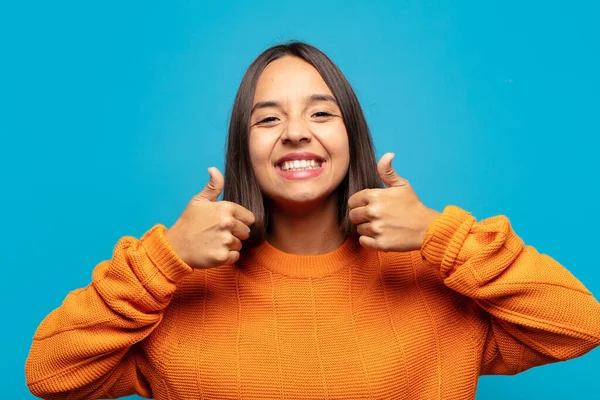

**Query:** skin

left=248, top=56, right=350, bottom=254
left=164, top=56, right=442, bottom=269
left=165, top=168, right=255, bottom=268
left=348, top=153, right=442, bottom=252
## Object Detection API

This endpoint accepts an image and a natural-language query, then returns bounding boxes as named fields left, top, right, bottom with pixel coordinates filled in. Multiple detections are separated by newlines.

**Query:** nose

left=281, top=115, right=311, bottom=144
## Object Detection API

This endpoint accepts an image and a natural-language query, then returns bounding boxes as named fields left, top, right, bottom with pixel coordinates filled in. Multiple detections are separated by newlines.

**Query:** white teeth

left=279, top=159, right=323, bottom=171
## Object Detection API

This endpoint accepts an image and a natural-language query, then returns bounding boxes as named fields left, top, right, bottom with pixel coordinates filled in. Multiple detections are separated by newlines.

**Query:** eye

left=312, top=111, right=334, bottom=118
left=256, top=116, right=279, bottom=125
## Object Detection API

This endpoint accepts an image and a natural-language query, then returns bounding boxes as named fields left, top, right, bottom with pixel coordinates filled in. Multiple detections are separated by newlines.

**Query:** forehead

left=253, top=56, right=333, bottom=101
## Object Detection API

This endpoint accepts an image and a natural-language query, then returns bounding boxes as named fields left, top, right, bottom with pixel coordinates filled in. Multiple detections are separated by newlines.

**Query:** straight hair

left=223, top=41, right=382, bottom=248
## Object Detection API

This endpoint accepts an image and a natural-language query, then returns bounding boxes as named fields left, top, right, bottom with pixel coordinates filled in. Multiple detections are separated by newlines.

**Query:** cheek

left=318, top=124, right=350, bottom=165
left=248, top=132, right=271, bottom=165
left=248, top=131, right=279, bottom=183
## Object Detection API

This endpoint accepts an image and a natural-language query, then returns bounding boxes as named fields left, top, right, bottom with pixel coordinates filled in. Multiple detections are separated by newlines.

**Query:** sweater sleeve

left=25, top=224, right=193, bottom=399
left=420, top=205, right=600, bottom=375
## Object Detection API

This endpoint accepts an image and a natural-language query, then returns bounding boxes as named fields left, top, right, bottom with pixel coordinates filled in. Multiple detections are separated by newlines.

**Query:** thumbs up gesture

left=165, top=167, right=256, bottom=269
left=348, top=153, right=441, bottom=252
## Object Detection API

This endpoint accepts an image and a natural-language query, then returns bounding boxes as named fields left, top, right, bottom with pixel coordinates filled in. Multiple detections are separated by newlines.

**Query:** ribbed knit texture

left=26, top=205, right=600, bottom=399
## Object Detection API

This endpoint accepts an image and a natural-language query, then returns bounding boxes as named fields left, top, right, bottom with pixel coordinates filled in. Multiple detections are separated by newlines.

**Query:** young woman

left=26, top=42, right=600, bottom=400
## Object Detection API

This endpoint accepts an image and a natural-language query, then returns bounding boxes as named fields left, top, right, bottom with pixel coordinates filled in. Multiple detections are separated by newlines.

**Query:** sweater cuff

left=141, top=224, right=193, bottom=282
left=421, top=205, right=475, bottom=276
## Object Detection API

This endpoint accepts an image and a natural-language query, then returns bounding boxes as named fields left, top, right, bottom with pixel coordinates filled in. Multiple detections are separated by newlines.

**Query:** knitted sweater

left=26, top=205, right=600, bottom=399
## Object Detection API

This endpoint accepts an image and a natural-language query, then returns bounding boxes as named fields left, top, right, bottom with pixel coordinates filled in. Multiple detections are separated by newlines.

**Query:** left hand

left=348, top=153, right=442, bottom=252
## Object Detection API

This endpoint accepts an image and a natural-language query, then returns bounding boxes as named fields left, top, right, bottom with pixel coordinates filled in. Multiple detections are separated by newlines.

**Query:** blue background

left=2, top=1, right=599, bottom=398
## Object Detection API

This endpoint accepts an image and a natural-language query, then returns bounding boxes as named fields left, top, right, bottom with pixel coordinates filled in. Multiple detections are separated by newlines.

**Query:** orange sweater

left=26, top=205, right=600, bottom=399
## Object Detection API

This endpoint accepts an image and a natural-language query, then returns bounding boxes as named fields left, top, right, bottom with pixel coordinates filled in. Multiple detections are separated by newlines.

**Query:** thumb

left=377, top=153, right=407, bottom=188
left=195, top=167, right=224, bottom=201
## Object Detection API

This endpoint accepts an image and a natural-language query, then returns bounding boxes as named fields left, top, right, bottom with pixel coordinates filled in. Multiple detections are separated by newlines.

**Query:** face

left=248, top=56, right=350, bottom=209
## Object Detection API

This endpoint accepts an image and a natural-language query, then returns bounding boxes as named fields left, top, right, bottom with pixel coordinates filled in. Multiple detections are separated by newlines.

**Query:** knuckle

left=356, top=224, right=365, bottom=235
left=359, top=235, right=372, bottom=249
left=348, top=209, right=356, bottom=222
left=373, top=237, right=384, bottom=250
left=190, top=194, right=204, bottom=203
left=220, top=217, right=235, bottom=230
left=214, top=249, right=230, bottom=263
left=206, top=180, right=219, bottom=191
left=229, top=251, right=240, bottom=264
left=372, top=222, right=383, bottom=234
left=222, top=234, right=234, bottom=245
left=367, top=206, right=380, bottom=219
left=220, top=201, right=234, bottom=212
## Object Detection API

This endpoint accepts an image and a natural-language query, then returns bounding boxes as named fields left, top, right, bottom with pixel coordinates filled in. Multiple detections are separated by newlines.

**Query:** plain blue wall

left=2, top=1, right=599, bottom=398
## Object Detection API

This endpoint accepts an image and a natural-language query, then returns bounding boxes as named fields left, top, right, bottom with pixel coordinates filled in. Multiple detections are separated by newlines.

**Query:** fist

left=348, top=153, right=441, bottom=252
left=165, top=167, right=256, bottom=268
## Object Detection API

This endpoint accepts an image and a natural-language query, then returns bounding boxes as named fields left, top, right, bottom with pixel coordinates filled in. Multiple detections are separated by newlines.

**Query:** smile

left=278, top=159, right=323, bottom=171
left=275, top=160, right=325, bottom=180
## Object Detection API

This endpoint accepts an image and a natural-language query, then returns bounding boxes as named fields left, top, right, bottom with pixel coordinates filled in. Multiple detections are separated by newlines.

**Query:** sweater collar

left=241, top=236, right=363, bottom=278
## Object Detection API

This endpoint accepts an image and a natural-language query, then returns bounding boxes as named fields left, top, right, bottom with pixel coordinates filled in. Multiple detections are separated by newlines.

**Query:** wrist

left=143, top=225, right=194, bottom=280
left=419, top=206, right=442, bottom=248
left=164, top=227, right=190, bottom=267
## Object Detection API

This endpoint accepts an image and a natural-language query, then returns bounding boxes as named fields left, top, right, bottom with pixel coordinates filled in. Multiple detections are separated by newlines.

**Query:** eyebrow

left=250, top=93, right=338, bottom=115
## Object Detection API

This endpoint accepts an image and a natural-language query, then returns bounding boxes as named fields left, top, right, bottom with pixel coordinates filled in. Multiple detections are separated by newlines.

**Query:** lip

left=274, top=151, right=326, bottom=166
left=273, top=151, right=327, bottom=181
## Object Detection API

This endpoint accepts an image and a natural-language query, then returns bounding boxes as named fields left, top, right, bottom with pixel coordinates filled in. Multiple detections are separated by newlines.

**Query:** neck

left=267, top=195, right=346, bottom=255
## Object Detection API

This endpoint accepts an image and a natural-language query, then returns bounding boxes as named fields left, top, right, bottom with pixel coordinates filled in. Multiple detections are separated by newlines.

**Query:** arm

left=420, top=206, right=600, bottom=375
left=25, top=224, right=193, bottom=399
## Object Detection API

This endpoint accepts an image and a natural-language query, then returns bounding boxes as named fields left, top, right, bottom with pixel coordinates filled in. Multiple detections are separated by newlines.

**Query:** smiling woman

left=25, top=41, right=600, bottom=400
left=223, top=43, right=382, bottom=252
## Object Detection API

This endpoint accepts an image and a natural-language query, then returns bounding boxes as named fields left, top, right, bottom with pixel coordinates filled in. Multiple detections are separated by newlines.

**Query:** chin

left=279, top=194, right=319, bottom=205
left=273, top=190, right=336, bottom=210
left=291, top=196, right=321, bottom=206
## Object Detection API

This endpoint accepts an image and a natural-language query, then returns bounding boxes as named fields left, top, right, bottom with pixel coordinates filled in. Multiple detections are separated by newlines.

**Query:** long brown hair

left=223, top=41, right=382, bottom=248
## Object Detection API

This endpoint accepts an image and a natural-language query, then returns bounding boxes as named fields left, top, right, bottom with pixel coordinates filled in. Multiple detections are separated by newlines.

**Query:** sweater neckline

left=243, top=236, right=361, bottom=278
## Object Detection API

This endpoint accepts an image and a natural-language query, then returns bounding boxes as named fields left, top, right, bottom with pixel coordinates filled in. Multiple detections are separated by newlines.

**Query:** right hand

left=165, top=167, right=255, bottom=269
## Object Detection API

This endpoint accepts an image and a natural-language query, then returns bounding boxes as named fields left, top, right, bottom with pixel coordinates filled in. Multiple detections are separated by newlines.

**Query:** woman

left=26, top=42, right=600, bottom=399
